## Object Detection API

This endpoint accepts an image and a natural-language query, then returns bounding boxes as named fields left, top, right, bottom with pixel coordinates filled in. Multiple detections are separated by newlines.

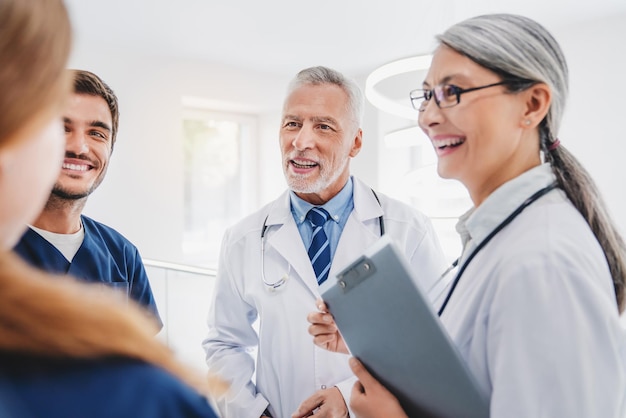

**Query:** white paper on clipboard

left=320, top=235, right=489, bottom=418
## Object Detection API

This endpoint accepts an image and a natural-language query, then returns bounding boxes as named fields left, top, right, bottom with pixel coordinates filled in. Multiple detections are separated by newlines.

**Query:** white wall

left=68, top=43, right=288, bottom=265
left=556, top=13, right=626, bottom=236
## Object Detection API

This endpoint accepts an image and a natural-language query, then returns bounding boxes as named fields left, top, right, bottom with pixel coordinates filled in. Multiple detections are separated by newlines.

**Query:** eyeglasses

left=409, top=81, right=507, bottom=112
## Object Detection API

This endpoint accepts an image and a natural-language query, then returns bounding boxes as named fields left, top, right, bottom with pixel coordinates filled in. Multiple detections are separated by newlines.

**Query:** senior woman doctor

left=308, top=13, right=626, bottom=418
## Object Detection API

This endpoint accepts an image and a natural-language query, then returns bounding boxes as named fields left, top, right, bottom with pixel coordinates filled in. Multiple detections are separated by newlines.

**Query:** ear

left=522, top=83, right=551, bottom=128
left=349, top=128, right=363, bottom=158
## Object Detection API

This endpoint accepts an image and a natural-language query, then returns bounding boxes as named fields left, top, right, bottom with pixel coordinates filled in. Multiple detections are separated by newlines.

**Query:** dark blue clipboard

left=320, top=235, right=489, bottom=418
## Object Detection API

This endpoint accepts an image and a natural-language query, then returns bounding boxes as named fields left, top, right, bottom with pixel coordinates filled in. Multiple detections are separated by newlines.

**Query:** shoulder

left=81, top=215, right=138, bottom=250
left=222, top=194, right=287, bottom=245
left=484, top=194, right=612, bottom=296
left=374, top=191, right=435, bottom=241
left=353, top=177, right=431, bottom=223
left=503, top=193, right=602, bottom=262
left=0, top=356, right=217, bottom=418
left=81, top=215, right=123, bottom=237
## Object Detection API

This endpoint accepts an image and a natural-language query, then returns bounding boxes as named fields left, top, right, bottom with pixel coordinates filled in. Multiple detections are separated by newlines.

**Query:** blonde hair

left=0, top=0, right=72, bottom=144
left=0, top=252, right=227, bottom=396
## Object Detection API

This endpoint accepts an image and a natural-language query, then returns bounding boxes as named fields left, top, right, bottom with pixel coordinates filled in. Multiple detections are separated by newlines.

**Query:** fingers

left=353, top=379, right=365, bottom=395
left=308, top=305, right=335, bottom=326
left=311, top=333, right=334, bottom=348
left=308, top=300, right=349, bottom=354
left=350, top=379, right=367, bottom=415
left=307, top=310, right=335, bottom=327
left=316, top=299, right=329, bottom=312
left=349, top=357, right=378, bottom=389
left=308, top=320, right=337, bottom=335
left=307, top=309, right=338, bottom=348
left=293, top=387, right=348, bottom=418
left=292, top=392, right=321, bottom=418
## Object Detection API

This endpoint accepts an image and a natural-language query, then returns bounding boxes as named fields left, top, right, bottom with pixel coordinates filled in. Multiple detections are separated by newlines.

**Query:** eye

left=319, top=124, right=332, bottom=130
left=283, top=121, right=300, bottom=128
left=90, top=130, right=107, bottom=140
left=441, top=84, right=461, bottom=98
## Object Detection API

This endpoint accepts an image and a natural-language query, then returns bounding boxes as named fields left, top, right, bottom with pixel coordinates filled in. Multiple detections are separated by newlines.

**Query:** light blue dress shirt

left=289, top=176, right=354, bottom=262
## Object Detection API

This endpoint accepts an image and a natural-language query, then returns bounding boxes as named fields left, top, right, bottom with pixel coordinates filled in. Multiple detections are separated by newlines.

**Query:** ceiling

left=64, top=0, right=626, bottom=78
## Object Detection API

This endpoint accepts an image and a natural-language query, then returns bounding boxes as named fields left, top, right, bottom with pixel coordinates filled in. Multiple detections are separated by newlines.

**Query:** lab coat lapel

left=331, top=216, right=379, bottom=276
left=269, top=221, right=320, bottom=296
left=330, top=178, right=385, bottom=279
left=265, top=179, right=385, bottom=297
left=265, top=192, right=320, bottom=297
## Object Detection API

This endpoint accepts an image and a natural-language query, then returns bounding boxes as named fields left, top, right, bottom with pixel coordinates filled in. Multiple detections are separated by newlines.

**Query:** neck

left=31, top=195, right=87, bottom=234
left=469, top=144, right=541, bottom=207
left=294, top=174, right=350, bottom=206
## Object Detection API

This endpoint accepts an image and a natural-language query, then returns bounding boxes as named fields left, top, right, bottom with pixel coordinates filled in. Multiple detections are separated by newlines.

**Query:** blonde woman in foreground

left=0, top=0, right=223, bottom=416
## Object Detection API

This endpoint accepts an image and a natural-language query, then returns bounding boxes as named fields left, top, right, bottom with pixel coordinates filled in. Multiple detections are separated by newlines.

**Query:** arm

left=128, top=246, right=163, bottom=329
left=202, top=230, right=269, bottom=418
left=486, top=254, right=625, bottom=418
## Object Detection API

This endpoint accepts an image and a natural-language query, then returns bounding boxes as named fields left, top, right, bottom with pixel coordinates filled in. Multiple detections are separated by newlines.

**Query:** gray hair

left=438, top=14, right=626, bottom=312
left=438, top=13, right=568, bottom=146
left=286, top=66, right=364, bottom=131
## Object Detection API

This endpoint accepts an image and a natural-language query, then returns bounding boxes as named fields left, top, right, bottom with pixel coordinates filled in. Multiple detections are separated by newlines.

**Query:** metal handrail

left=143, top=258, right=217, bottom=277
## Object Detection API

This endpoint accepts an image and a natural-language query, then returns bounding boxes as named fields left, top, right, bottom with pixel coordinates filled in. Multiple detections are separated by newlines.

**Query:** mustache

left=286, top=151, right=320, bottom=162
left=64, top=152, right=98, bottom=167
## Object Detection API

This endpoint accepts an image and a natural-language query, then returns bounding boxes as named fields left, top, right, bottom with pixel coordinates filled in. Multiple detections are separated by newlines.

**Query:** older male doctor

left=203, top=66, right=447, bottom=418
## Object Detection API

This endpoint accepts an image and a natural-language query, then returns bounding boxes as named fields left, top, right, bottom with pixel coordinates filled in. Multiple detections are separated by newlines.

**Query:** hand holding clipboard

left=308, top=235, right=489, bottom=418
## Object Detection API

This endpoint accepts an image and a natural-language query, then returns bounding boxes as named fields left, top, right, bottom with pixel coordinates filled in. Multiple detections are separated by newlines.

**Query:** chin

left=436, top=163, right=452, bottom=179
left=52, top=187, right=91, bottom=200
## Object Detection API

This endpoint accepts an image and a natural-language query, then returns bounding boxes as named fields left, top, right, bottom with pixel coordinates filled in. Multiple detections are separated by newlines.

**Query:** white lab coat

left=203, top=177, right=447, bottom=418
left=440, top=165, right=626, bottom=418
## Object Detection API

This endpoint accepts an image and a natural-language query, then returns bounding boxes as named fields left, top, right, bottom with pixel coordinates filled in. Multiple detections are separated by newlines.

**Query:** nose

left=417, top=98, right=442, bottom=133
left=65, top=129, right=89, bottom=155
left=291, top=125, right=315, bottom=151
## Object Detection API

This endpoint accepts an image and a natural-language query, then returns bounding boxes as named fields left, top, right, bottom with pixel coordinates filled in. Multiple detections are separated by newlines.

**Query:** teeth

left=292, top=160, right=316, bottom=168
left=63, top=163, right=88, bottom=171
left=433, top=137, right=464, bottom=148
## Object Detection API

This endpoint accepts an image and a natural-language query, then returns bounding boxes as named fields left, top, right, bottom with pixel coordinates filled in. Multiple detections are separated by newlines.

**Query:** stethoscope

left=260, top=189, right=385, bottom=290
left=437, top=182, right=558, bottom=316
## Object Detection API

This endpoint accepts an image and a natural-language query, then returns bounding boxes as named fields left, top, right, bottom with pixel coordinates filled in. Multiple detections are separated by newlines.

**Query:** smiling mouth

left=291, top=160, right=318, bottom=169
left=435, top=138, right=465, bottom=150
left=62, top=163, right=90, bottom=171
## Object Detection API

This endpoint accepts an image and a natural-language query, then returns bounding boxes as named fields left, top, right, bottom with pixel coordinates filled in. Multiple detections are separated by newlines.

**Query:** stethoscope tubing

left=260, top=189, right=385, bottom=289
left=437, top=183, right=558, bottom=316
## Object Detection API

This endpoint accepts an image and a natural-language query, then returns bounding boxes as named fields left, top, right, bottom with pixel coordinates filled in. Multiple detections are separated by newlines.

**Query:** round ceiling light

left=365, top=55, right=432, bottom=120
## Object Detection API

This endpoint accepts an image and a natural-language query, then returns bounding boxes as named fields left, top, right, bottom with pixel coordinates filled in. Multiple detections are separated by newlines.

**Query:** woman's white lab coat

left=440, top=165, right=626, bottom=418
left=203, top=177, right=446, bottom=418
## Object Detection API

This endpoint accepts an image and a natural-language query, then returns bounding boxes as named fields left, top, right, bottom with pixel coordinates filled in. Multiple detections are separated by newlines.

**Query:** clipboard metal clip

left=336, top=256, right=377, bottom=293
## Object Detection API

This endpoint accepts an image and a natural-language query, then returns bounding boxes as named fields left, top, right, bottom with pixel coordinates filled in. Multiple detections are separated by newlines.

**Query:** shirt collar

left=457, top=163, right=557, bottom=247
left=290, top=177, right=354, bottom=226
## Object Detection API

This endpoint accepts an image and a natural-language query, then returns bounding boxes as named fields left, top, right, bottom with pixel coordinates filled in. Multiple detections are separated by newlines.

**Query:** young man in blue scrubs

left=13, top=70, right=161, bottom=328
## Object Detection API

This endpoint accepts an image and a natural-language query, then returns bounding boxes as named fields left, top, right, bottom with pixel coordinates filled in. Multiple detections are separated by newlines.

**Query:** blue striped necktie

left=306, top=207, right=331, bottom=285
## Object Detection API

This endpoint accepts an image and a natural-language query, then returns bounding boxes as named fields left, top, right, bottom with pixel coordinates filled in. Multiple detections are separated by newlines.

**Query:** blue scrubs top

left=13, top=215, right=161, bottom=327
left=0, top=354, right=218, bottom=418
